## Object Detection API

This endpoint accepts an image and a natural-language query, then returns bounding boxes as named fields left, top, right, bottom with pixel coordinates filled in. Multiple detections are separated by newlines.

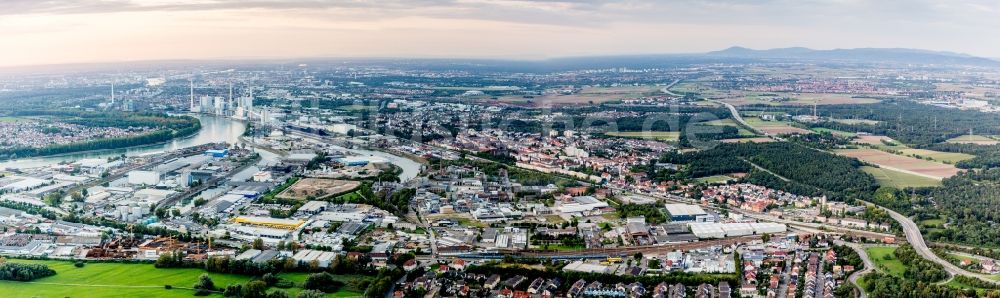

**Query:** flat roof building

left=665, top=204, right=708, bottom=222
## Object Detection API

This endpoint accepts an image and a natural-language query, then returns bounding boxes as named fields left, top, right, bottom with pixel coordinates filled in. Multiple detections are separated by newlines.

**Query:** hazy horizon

left=3, top=0, right=1000, bottom=67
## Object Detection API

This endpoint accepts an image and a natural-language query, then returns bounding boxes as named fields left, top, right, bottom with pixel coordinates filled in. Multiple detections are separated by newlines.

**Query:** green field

left=696, top=175, right=735, bottom=184
left=861, top=166, right=941, bottom=188
left=0, top=116, right=28, bottom=123
left=918, top=217, right=945, bottom=227
left=0, top=259, right=367, bottom=297
left=946, top=134, right=998, bottom=144
left=866, top=246, right=906, bottom=277
left=456, top=217, right=487, bottom=228
left=699, top=119, right=757, bottom=136
left=544, top=215, right=566, bottom=224
left=897, top=149, right=974, bottom=164
left=605, top=131, right=680, bottom=141
left=812, top=127, right=857, bottom=137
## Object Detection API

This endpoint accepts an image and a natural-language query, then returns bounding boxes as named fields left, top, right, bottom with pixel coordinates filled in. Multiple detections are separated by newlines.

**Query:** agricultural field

left=720, top=92, right=880, bottom=106
left=743, top=117, right=812, bottom=135
left=498, top=85, right=661, bottom=106
left=276, top=178, right=360, bottom=200
left=934, top=83, right=1000, bottom=99
left=0, top=259, right=367, bottom=297
left=605, top=131, right=680, bottom=141
left=670, top=82, right=730, bottom=98
left=854, top=135, right=898, bottom=146
left=837, top=149, right=960, bottom=180
left=861, top=166, right=941, bottom=188
left=852, top=135, right=975, bottom=164
left=946, top=134, right=999, bottom=145
left=896, top=148, right=974, bottom=164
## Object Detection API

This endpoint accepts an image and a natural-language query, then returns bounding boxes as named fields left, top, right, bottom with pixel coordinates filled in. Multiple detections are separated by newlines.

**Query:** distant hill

left=706, top=46, right=999, bottom=66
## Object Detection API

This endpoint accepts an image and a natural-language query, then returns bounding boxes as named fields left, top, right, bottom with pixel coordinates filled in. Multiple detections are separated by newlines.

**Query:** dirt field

left=836, top=149, right=960, bottom=179
left=276, top=178, right=361, bottom=200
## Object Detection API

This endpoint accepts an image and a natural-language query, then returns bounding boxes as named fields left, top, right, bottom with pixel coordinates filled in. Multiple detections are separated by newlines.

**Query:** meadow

left=0, top=259, right=368, bottom=298
left=860, top=166, right=941, bottom=188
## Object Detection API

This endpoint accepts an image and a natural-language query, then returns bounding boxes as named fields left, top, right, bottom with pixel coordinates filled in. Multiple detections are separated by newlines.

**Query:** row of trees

left=466, top=263, right=737, bottom=292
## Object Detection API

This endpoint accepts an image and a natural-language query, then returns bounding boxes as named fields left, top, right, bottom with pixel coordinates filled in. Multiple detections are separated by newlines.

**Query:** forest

left=756, top=100, right=1000, bottom=146
left=908, top=169, right=1000, bottom=247
left=861, top=272, right=971, bottom=298
left=660, top=142, right=878, bottom=199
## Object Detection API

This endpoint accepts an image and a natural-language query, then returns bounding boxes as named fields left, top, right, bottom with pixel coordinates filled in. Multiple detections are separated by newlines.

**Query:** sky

left=0, top=0, right=999, bottom=67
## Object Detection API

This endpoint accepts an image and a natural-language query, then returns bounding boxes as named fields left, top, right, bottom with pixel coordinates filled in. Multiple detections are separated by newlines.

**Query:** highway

left=863, top=200, right=1000, bottom=285
left=660, top=79, right=682, bottom=97
left=709, top=99, right=763, bottom=136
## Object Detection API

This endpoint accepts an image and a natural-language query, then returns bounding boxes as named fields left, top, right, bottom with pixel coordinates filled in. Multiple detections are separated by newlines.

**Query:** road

left=863, top=200, right=1000, bottom=285
left=741, top=158, right=790, bottom=182
left=709, top=99, right=763, bottom=136
left=836, top=241, right=875, bottom=298
left=660, top=79, right=682, bottom=97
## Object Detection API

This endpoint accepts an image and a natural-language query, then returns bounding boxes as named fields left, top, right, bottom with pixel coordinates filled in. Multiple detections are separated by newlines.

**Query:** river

left=0, top=114, right=421, bottom=181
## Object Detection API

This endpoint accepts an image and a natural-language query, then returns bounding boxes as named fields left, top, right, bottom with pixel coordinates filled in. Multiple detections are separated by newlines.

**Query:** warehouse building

left=665, top=204, right=711, bottom=222
left=688, top=222, right=787, bottom=239
left=232, top=216, right=305, bottom=230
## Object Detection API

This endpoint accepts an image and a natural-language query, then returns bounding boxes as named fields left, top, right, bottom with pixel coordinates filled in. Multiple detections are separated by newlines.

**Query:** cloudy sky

left=0, top=0, right=998, bottom=67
